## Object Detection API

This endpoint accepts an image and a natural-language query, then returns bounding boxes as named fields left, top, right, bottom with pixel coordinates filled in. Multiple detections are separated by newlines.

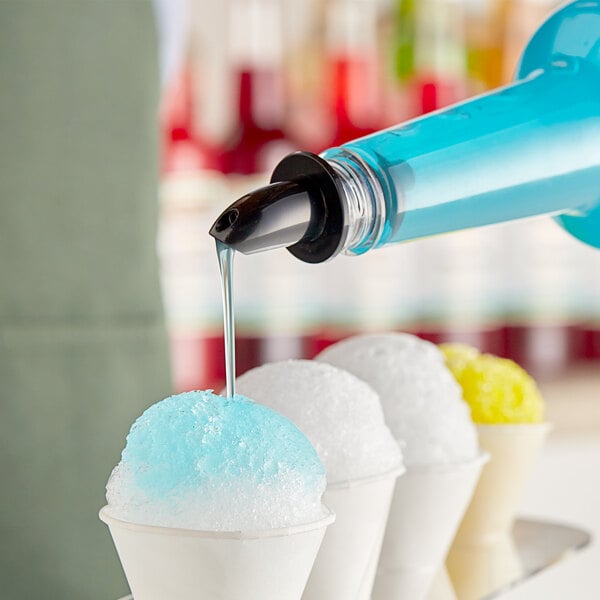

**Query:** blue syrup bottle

left=210, top=1, right=600, bottom=261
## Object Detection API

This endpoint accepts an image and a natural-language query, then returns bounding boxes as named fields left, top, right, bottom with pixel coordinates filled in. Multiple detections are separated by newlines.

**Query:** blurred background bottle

left=159, top=0, right=598, bottom=392
left=324, top=0, right=382, bottom=145
left=217, top=0, right=295, bottom=175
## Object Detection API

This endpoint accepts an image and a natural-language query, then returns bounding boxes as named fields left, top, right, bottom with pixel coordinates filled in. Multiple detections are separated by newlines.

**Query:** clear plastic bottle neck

left=326, top=149, right=387, bottom=256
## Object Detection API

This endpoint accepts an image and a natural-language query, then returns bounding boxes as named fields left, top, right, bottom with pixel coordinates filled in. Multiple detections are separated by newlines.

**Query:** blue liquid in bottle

left=323, top=1, right=600, bottom=253
left=210, top=2, right=600, bottom=264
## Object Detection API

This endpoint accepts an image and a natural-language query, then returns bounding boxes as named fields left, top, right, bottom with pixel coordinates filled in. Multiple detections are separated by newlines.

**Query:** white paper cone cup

left=426, top=567, right=457, bottom=600
left=372, top=453, right=488, bottom=600
left=450, top=423, right=552, bottom=545
left=100, top=506, right=334, bottom=600
left=446, top=533, right=522, bottom=600
left=302, top=465, right=404, bottom=600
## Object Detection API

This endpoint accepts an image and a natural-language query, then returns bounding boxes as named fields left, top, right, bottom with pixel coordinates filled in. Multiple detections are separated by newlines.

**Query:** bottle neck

left=325, top=150, right=387, bottom=256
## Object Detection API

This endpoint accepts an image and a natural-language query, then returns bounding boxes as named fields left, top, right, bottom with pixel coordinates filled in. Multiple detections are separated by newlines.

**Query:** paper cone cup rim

left=404, top=451, right=490, bottom=474
left=476, top=422, right=553, bottom=434
left=99, top=505, right=335, bottom=540
left=326, top=463, right=406, bottom=490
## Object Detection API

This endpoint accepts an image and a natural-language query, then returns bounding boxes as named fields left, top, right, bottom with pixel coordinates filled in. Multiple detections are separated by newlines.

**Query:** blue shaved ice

left=106, top=391, right=327, bottom=531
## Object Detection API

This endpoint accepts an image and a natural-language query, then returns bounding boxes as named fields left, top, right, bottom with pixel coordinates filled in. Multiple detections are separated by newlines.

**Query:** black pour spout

left=209, top=152, right=346, bottom=264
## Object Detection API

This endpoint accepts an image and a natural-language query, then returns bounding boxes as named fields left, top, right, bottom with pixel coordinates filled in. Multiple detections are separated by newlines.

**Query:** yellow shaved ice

left=440, top=343, right=480, bottom=378
left=440, top=344, right=545, bottom=424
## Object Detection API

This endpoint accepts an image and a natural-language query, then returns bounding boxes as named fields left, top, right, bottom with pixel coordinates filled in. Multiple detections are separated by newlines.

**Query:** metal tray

left=483, top=517, right=591, bottom=598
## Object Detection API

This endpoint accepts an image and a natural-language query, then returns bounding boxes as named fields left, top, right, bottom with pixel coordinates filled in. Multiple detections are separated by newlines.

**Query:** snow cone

left=442, top=345, right=550, bottom=600
left=235, top=360, right=404, bottom=600
left=101, top=391, right=334, bottom=600
left=318, top=334, right=486, bottom=600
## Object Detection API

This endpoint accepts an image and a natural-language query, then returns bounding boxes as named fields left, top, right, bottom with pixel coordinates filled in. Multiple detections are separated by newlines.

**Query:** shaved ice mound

left=106, top=390, right=327, bottom=531
left=234, top=359, right=403, bottom=483
left=440, top=343, right=545, bottom=424
left=317, top=334, right=479, bottom=467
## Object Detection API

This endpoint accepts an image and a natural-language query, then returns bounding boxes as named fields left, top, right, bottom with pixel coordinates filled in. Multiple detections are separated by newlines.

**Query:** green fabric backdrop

left=0, top=2, right=172, bottom=598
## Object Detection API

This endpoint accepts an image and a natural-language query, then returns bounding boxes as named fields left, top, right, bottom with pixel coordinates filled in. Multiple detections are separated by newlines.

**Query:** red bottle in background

left=500, top=219, right=582, bottom=379
left=394, top=0, right=470, bottom=115
left=161, top=60, right=222, bottom=174
left=306, top=0, right=383, bottom=352
left=498, top=0, right=574, bottom=377
left=388, top=0, right=503, bottom=354
left=323, top=0, right=382, bottom=146
left=217, top=0, right=295, bottom=176
left=217, top=0, right=307, bottom=377
left=412, top=227, right=506, bottom=356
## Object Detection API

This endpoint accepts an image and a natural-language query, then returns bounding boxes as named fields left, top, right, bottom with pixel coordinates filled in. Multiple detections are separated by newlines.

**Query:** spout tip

left=209, top=207, right=241, bottom=244
left=208, top=181, right=314, bottom=255
left=208, top=151, right=346, bottom=261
